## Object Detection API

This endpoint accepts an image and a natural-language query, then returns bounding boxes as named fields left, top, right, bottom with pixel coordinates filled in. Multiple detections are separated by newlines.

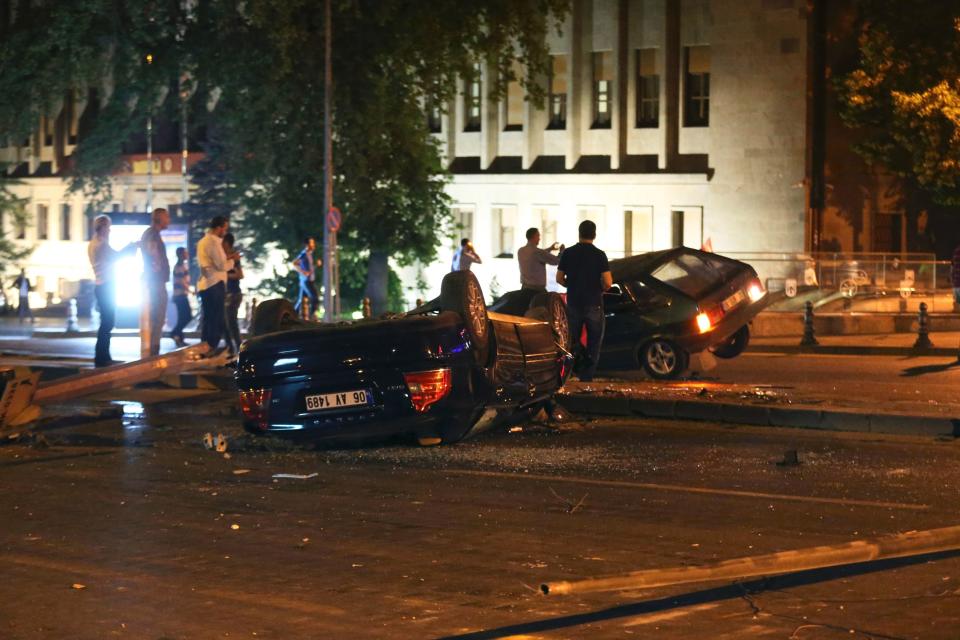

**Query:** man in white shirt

left=196, top=215, right=237, bottom=351
left=517, top=227, right=563, bottom=291
left=451, top=238, right=482, bottom=272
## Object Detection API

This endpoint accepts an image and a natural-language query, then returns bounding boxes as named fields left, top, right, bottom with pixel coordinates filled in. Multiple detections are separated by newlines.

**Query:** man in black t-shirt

left=557, top=220, right=612, bottom=381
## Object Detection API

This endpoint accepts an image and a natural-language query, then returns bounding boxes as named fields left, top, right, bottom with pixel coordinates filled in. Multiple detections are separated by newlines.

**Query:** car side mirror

left=606, top=284, right=623, bottom=297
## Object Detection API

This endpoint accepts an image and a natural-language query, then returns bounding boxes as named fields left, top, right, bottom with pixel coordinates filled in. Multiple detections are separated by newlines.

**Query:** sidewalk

left=748, top=332, right=960, bottom=356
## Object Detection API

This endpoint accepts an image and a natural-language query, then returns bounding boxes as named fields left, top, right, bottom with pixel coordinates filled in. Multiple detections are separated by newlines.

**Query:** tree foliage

left=0, top=0, right=570, bottom=313
left=836, top=1, right=960, bottom=204
left=0, top=169, right=32, bottom=275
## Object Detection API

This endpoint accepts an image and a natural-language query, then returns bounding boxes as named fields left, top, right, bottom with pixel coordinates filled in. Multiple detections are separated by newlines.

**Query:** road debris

left=272, top=473, right=319, bottom=480
left=548, top=486, right=588, bottom=514
left=776, top=450, right=801, bottom=467
left=71, top=583, right=86, bottom=590
left=232, top=469, right=251, bottom=475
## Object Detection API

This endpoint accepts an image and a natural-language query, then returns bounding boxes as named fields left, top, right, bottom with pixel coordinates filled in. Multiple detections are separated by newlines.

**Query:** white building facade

left=414, top=0, right=809, bottom=301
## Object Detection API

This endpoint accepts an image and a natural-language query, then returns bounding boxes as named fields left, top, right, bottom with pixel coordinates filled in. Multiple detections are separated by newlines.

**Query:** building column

left=613, top=0, right=629, bottom=170
left=662, top=0, right=680, bottom=170
left=480, top=62, right=499, bottom=170
left=565, top=0, right=585, bottom=171
left=523, top=70, right=546, bottom=170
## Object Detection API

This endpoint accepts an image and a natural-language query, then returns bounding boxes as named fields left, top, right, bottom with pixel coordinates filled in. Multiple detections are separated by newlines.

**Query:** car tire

left=251, top=298, right=300, bottom=337
left=527, top=292, right=570, bottom=351
left=639, top=338, right=688, bottom=380
left=712, top=325, right=750, bottom=359
left=438, top=271, right=491, bottom=365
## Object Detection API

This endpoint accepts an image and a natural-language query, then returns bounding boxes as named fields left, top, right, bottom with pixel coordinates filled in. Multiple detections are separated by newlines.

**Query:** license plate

left=721, top=290, right=746, bottom=312
left=305, top=389, right=370, bottom=412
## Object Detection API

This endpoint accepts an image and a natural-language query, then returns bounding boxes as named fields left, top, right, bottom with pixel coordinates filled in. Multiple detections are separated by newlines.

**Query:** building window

left=43, top=116, right=54, bottom=147
left=15, top=215, right=26, bottom=240
left=547, top=54, right=567, bottom=130
left=37, top=204, right=48, bottom=240
left=592, top=51, right=612, bottom=129
left=504, top=62, right=524, bottom=131
left=491, top=206, right=517, bottom=258
left=426, top=98, right=442, bottom=133
left=534, top=207, right=560, bottom=247
left=452, top=206, right=474, bottom=240
left=684, top=46, right=710, bottom=127
left=624, top=207, right=653, bottom=256
left=464, top=64, right=482, bottom=132
left=577, top=206, right=605, bottom=243
left=60, top=203, right=71, bottom=240
left=636, top=49, right=659, bottom=128
left=66, top=92, right=78, bottom=145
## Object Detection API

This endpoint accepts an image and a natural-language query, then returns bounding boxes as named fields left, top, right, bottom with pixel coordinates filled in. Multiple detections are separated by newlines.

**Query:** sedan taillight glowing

left=239, top=388, right=272, bottom=430
left=403, top=368, right=452, bottom=412
left=748, top=280, right=766, bottom=303
left=696, top=312, right=713, bottom=334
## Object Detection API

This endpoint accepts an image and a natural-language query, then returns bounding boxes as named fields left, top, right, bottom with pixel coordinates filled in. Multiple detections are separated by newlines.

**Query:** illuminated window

left=624, top=207, right=653, bottom=256
left=592, top=51, right=612, bottom=129
left=636, top=49, right=659, bottom=128
left=547, top=55, right=567, bottom=130
left=452, top=206, right=474, bottom=240
left=684, top=46, right=710, bottom=127
left=491, top=206, right=517, bottom=258
left=504, top=62, right=524, bottom=131
left=464, top=63, right=482, bottom=132
left=37, top=204, right=48, bottom=240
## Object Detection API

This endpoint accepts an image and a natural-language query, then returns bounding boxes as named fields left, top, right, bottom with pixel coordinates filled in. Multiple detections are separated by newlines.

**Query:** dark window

left=37, top=204, right=48, bottom=240
left=684, top=46, right=710, bottom=127
left=60, top=203, right=71, bottom=240
left=592, top=51, right=612, bottom=129
left=426, top=98, right=442, bottom=133
left=43, top=116, right=54, bottom=147
left=15, top=215, right=26, bottom=240
left=635, top=49, right=659, bottom=128
left=504, top=62, right=524, bottom=131
left=547, top=54, right=567, bottom=130
left=464, top=64, right=482, bottom=132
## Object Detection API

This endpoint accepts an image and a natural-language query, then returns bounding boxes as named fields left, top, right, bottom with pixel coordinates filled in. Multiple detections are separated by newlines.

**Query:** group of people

left=88, top=208, right=244, bottom=367
left=453, top=219, right=612, bottom=382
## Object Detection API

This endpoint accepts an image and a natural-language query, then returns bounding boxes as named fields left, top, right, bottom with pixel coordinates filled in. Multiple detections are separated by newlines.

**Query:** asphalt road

left=2, top=390, right=960, bottom=639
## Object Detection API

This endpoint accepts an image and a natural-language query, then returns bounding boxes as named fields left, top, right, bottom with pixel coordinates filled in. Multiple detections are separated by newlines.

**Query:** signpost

left=321, top=0, right=337, bottom=322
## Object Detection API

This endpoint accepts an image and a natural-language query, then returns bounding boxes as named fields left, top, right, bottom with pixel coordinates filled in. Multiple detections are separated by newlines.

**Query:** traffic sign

left=326, top=206, right=342, bottom=232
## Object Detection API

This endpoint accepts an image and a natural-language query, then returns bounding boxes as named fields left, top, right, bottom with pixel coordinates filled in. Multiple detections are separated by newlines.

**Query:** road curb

left=748, top=344, right=957, bottom=357
left=556, top=393, right=959, bottom=438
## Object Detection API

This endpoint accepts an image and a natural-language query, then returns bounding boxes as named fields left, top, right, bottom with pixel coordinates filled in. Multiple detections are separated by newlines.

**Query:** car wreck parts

left=0, top=344, right=215, bottom=433
left=541, top=524, right=960, bottom=596
left=239, top=271, right=572, bottom=445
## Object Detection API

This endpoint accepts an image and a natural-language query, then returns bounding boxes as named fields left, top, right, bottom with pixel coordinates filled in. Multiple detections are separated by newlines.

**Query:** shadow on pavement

left=900, top=360, right=960, bottom=377
left=437, top=550, right=960, bottom=640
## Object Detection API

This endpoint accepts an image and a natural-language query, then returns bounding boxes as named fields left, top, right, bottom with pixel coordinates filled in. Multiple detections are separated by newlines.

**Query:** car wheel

left=251, top=298, right=300, bottom=337
left=439, top=271, right=491, bottom=365
left=712, top=325, right=750, bottom=359
left=639, top=338, right=688, bottom=380
left=527, top=292, right=570, bottom=351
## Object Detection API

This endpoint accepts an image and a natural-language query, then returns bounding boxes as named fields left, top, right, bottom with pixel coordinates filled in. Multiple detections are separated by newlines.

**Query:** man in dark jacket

left=557, top=220, right=612, bottom=382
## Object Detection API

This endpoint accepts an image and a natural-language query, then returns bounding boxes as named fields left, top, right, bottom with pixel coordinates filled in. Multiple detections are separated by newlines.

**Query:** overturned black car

left=236, top=271, right=572, bottom=444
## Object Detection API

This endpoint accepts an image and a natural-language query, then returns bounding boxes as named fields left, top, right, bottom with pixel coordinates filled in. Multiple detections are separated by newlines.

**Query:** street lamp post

left=321, top=0, right=336, bottom=322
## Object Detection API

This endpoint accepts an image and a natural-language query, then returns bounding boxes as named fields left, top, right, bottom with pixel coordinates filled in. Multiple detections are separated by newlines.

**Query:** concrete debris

left=272, top=473, right=319, bottom=480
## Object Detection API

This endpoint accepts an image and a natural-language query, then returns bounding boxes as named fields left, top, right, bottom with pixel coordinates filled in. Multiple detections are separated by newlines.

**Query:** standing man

left=12, top=268, right=33, bottom=324
left=556, top=220, right=612, bottom=382
left=170, top=247, right=192, bottom=347
left=518, top=227, right=563, bottom=291
left=140, top=207, right=170, bottom=358
left=451, top=238, right=482, bottom=272
left=222, top=232, right=245, bottom=356
left=292, top=237, right=321, bottom=319
left=88, top=215, right=139, bottom=366
left=197, top=216, right=236, bottom=352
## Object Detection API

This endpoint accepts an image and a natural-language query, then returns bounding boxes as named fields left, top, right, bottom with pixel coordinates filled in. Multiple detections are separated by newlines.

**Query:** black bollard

left=800, top=300, right=819, bottom=346
left=914, top=301, right=933, bottom=349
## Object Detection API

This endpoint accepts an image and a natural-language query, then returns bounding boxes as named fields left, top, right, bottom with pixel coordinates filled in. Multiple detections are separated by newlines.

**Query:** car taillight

left=748, top=280, right=766, bottom=303
left=404, top=369, right=452, bottom=413
left=239, top=388, right=272, bottom=430
left=696, top=312, right=713, bottom=333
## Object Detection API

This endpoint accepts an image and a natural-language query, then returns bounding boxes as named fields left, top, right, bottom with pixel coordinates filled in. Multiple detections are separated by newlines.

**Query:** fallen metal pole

left=33, top=343, right=209, bottom=405
left=541, top=524, right=960, bottom=596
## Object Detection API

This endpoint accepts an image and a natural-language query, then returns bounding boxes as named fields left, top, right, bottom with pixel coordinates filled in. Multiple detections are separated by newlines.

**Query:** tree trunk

left=364, top=250, right=390, bottom=316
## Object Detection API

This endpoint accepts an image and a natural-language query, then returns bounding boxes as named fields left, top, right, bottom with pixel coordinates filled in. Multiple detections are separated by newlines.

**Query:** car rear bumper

left=672, top=300, right=763, bottom=354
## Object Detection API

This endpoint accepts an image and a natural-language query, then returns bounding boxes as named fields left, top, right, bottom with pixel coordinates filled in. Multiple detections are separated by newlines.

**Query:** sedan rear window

left=651, top=253, right=737, bottom=298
